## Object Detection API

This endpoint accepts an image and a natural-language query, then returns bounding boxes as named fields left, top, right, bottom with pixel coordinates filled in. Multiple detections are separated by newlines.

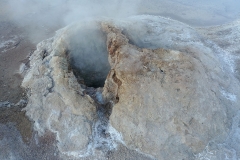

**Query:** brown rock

left=102, top=22, right=238, bottom=159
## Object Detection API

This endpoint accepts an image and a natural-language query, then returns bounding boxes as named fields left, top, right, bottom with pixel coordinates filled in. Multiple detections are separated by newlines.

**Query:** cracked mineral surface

left=18, top=15, right=240, bottom=159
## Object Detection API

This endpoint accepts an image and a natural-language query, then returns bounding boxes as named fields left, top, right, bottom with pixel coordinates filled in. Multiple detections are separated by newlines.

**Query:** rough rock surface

left=22, top=30, right=97, bottom=156
left=21, top=19, right=155, bottom=159
left=102, top=16, right=240, bottom=160
left=22, top=15, right=240, bottom=159
left=197, top=20, right=240, bottom=81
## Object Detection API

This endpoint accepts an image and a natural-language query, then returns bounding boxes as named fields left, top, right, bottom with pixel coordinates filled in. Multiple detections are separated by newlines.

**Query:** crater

left=65, top=22, right=110, bottom=88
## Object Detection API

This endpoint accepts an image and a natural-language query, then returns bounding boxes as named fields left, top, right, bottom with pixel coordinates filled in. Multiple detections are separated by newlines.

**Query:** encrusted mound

left=102, top=16, right=240, bottom=159
left=22, top=26, right=98, bottom=156
left=22, top=16, right=240, bottom=159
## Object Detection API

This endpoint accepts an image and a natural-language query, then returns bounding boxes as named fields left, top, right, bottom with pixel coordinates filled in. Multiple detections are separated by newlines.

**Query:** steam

left=3, top=0, right=140, bottom=43
left=64, top=21, right=110, bottom=88
left=3, top=0, right=240, bottom=43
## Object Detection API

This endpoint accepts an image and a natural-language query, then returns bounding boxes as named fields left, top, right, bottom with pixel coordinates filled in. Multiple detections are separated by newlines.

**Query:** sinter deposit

left=22, top=16, right=240, bottom=160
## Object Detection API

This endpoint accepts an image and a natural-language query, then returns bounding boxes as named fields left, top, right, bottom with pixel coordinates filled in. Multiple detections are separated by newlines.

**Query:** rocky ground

left=0, top=1, right=64, bottom=159
left=1, top=0, right=240, bottom=160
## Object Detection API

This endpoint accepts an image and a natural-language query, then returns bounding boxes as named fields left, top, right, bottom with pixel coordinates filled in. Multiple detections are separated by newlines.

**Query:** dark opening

left=70, top=59, right=110, bottom=88
left=65, top=23, right=110, bottom=88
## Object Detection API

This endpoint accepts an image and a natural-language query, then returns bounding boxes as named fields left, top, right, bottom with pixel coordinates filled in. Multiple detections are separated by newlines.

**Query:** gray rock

left=0, top=101, right=11, bottom=107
